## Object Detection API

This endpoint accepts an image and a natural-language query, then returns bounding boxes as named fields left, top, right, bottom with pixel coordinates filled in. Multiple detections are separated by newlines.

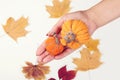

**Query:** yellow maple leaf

left=3, top=17, right=29, bottom=41
left=46, top=0, right=71, bottom=18
left=22, top=62, right=50, bottom=80
left=85, top=38, right=99, bottom=51
left=73, top=48, right=102, bottom=71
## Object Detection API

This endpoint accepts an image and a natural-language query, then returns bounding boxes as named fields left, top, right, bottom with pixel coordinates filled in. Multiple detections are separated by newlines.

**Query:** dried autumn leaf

left=58, top=65, right=67, bottom=79
left=85, top=38, right=99, bottom=51
left=48, top=78, right=56, bottom=80
left=46, top=0, right=71, bottom=18
left=3, top=17, right=29, bottom=41
left=73, top=48, right=102, bottom=71
left=22, top=62, right=50, bottom=80
left=58, top=65, right=76, bottom=80
left=62, top=71, right=76, bottom=80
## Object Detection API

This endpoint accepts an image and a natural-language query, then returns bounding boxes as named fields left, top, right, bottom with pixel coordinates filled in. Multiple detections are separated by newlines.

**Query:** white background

left=0, top=0, right=120, bottom=80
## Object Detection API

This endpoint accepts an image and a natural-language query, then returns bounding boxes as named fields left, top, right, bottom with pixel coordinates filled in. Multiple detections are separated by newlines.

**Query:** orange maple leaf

left=46, top=0, right=71, bottom=18
left=85, top=38, right=99, bottom=51
left=22, top=62, right=50, bottom=80
left=2, top=17, right=29, bottom=41
left=73, top=48, right=102, bottom=71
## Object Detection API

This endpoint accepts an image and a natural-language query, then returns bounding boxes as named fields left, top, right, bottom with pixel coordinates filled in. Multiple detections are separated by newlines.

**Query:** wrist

left=84, top=0, right=120, bottom=28
left=82, top=10, right=98, bottom=35
left=84, top=9, right=100, bottom=27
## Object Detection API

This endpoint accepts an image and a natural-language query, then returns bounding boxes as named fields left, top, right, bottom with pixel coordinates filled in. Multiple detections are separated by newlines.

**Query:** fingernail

left=37, top=56, right=42, bottom=62
left=46, top=34, right=48, bottom=36
left=43, top=59, right=48, bottom=63
left=37, top=49, right=44, bottom=56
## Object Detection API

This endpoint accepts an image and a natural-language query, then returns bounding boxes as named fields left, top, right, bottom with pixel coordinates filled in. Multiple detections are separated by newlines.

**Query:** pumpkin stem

left=53, top=33, right=60, bottom=44
left=34, top=65, right=37, bottom=67
left=64, top=31, right=76, bottom=43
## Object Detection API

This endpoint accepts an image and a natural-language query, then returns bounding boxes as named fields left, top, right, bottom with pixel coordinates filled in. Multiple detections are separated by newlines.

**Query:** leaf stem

left=88, top=70, right=91, bottom=80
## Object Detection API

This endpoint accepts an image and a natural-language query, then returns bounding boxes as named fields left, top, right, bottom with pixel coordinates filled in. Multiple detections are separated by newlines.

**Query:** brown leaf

left=85, top=38, right=99, bottom=51
left=3, top=17, right=29, bottom=41
left=22, top=62, right=50, bottom=80
left=46, top=0, right=71, bottom=18
left=73, top=48, right=102, bottom=71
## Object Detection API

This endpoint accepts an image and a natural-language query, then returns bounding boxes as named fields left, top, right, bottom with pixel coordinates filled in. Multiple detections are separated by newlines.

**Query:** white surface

left=0, top=0, right=120, bottom=80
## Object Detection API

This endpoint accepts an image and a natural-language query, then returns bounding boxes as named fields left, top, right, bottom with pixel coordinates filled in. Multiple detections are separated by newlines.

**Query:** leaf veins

left=85, top=38, right=99, bottom=51
left=58, top=65, right=76, bottom=80
left=3, top=17, right=29, bottom=41
left=73, top=48, right=102, bottom=71
left=46, top=0, right=71, bottom=18
left=22, top=62, right=50, bottom=80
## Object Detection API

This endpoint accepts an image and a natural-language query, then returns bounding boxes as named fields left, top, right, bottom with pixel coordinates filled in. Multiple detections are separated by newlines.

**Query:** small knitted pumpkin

left=60, top=20, right=90, bottom=49
left=46, top=34, right=64, bottom=56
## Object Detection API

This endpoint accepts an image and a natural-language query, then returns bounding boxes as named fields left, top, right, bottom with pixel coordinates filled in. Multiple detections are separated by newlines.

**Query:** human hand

left=36, top=11, right=97, bottom=63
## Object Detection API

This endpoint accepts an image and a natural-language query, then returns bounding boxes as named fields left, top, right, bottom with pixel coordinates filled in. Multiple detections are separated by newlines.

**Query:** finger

left=55, top=49, right=74, bottom=59
left=37, top=51, right=49, bottom=62
left=42, top=55, right=54, bottom=63
left=36, top=41, right=46, bottom=56
left=58, top=34, right=61, bottom=39
left=47, top=25, right=61, bottom=36
left=47, top=18, right=64, bottom=36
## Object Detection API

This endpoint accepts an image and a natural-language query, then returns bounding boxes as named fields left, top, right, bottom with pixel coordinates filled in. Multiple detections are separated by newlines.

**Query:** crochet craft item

left=60, top=20, right=90, bottom=49
left=45, top=34, right=64, bottom=56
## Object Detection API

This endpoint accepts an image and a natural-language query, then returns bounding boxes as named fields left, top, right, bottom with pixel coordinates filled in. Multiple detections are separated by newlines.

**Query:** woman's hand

left=36, top=0, right=120, bottom=63
left=36, top=11, right=97, bottom=63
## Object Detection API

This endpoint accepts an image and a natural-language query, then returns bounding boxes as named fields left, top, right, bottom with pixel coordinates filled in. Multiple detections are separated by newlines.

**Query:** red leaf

left=58, top=65, right=77, bottom=80
left=58, top=65, right=67, bottom=79
left=65, top=71, right=76, bottom=80
left=48, top=78, right=56, bottom=80
left=62, top=76, right=67, bottom=80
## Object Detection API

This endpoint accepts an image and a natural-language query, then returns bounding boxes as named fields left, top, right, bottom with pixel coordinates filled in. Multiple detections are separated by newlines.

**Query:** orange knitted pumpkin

left=45, top=34, right=64, bottom=56
left=60, top=20, right=90, bottom=49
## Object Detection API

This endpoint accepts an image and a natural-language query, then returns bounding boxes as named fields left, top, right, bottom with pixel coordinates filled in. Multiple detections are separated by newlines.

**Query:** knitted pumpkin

left=46, top=34, right=64, bottom=56
left=60, top=20, right=90, bottom=49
